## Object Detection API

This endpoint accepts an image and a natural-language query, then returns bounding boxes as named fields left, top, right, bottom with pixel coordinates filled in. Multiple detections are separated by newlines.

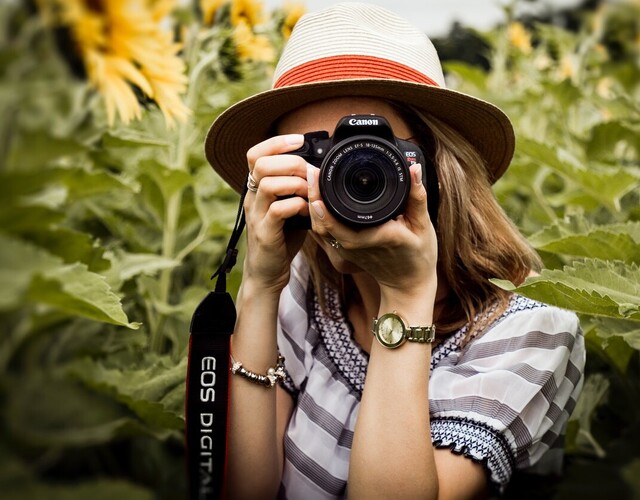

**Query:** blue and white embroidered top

left=276, top=256, right=585, bottom=499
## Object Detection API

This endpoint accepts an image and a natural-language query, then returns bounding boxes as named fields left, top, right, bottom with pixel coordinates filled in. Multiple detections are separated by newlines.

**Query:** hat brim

left=205, top=79, right=514, bottom=193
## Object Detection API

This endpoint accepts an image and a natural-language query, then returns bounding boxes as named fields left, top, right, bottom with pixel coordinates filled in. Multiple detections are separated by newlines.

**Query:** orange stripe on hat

left=274, top=55, right=440, bottom=88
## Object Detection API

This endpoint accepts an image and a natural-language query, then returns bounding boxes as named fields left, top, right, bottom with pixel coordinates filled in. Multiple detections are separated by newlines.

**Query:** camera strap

left=185, top=181, right=247, bottom=500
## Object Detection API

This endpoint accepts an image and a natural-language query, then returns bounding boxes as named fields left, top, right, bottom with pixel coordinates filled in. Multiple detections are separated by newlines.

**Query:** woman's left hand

left=307, top=163, right=438, bottom=295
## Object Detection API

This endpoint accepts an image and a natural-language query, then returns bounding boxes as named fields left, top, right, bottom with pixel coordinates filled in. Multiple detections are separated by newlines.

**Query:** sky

left=264, top=0, right=586, bottom=36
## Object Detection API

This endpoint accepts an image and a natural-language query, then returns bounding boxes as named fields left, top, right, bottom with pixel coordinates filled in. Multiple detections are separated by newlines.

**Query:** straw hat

left=205, top=2, right=515, bottom=193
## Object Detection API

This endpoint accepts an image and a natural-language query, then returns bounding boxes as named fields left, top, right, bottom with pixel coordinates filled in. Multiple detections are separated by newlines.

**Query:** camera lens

left=320, top=137, right=410, bottom=226
left=344, top=156, right=386, bottom=204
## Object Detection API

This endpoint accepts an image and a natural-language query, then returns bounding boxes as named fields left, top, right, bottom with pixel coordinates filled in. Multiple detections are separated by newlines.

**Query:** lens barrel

left=319, top=136, right=410, bottom=226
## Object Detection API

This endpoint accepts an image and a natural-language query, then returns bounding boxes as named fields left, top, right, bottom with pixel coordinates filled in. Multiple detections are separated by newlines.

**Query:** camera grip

left=284, top=213, right=311, bottom=230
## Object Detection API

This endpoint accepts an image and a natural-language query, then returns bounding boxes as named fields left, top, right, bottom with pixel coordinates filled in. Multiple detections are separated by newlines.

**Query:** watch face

left=377, top=314, right=405, bottom=348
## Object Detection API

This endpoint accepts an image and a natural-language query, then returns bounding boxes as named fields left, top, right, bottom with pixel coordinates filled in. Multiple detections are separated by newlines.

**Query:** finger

left=251, top=175, right=309, bottom=217
left=306, top=165, right=331, bottom=238
left=306, top=164, right=320, bottom=203
left=403, top=163, right=430, bottom=230
left=253, top=153, right=308, bottom=185
left=247, top=134, right=304, bottom=170
left=264, top=197, right=309, bottom=229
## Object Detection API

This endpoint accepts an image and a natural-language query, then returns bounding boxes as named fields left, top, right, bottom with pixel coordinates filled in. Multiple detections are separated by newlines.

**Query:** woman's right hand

left=242, top=133, right=309, bottom=294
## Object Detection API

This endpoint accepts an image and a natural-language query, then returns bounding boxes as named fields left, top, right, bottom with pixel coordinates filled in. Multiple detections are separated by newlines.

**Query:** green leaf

left=68, top=355, right=187, bottom=428
left=568, top=373, right=609, bottom=457
left=4, top=129, right=87, bottom=170
left=21, top=184, right=68, bottom=208
left=106, top=250, right=180, bottom=282
left=154, top=285, right=210, bottom=322
left=101, top=128, right=170, bottom=148
left=0, top=171, right=54, bottom=201
left=587, top=120, right=640, bottom=161
left=5, top=373, right=147, bottom=447
left=518, top=138, right=640, bottom=211
left=0, top=204, right=64, bottom=233
left=529, top=216, right=640, bottom=263
left=492, top=259, right=640, bottom=320
left=443, top=61, right=488, bottom=91
left=90, top=201, right=162, bottom=253
left=584, top=322, right=635, bottom=374
left=54, top=168, right=135, bottom=199
left=192, top=166, right=240, bottom=228
left=25, top=227, right=110, bottom=271
left=592, top=317, right=640, bottom=351
left=139, top=159, right=193, bottom=202
left=0, top=168, right=127, bottom=198
left=540, top=78, right=583, bottom=110
left=1, top=478, right=153, bottom=500
left=0, top=233, right=62, bottom=310
left=28, top=263, right=140, bottom=329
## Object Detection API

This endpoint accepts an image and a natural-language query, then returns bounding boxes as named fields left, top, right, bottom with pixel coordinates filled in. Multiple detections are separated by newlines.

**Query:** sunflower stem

left=151, top=28, right=210, bottom=353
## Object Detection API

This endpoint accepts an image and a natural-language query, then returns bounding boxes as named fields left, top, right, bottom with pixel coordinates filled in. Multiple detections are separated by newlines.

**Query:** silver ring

left=247, top=172, right=259, bottom=192
left=329, top=239, right=341, bottom=249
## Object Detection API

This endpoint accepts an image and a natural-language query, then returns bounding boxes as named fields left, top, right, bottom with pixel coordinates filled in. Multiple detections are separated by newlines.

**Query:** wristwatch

left=372, top=312, right=436, bottom=349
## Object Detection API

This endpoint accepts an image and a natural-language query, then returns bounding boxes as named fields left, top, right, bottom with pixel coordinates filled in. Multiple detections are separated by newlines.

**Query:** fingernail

left=286, top=134, right=304, bottom=146
left=311, top=201, right=324, bottom=219
left=413, top=163, right=423, bottom=185
left=307, top=164, right=315, bottom=188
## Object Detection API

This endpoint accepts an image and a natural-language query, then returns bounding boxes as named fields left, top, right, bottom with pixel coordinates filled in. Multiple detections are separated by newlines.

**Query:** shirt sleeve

left=429, top=297, right=585, bottom=491
left=276, top=254, right=312, bottom=398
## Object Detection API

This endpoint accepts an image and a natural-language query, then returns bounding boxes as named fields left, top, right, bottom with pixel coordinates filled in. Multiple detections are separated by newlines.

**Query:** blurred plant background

left=0, top=0, right=638, bottom=498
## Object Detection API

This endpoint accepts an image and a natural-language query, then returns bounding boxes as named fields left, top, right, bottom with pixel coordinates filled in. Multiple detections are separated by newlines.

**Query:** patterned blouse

left=276, top=255, right=585, bottom=499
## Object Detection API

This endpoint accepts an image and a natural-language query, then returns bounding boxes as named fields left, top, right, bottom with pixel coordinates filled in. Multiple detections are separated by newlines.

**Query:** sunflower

left=281, top=2, right=304, bottom=39
left=233, top=18, right=274, bottom=61
left=230, top=0, right=264, bottom=29
left=231, top=0, right=274, bottom=61
left=200, top=0, right=264, bottom=28
left=38, top=0, right=190, bottom=128
left=199, top=0, right=274, bottom=62
left=507, top=21, right=532, bottom=55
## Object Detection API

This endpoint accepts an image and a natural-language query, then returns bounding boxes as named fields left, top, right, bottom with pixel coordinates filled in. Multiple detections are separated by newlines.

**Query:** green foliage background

left=0, top=1, right=639, bottom=498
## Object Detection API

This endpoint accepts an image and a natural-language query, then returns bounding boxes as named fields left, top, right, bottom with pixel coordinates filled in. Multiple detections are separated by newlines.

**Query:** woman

left=204, top=3, right=585, bottom=498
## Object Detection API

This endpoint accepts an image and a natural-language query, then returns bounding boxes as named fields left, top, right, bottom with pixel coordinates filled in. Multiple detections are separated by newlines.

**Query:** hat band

left=274, top=55, right=440, bottom=88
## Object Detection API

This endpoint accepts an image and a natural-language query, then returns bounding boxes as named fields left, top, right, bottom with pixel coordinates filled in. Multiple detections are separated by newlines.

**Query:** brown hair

left=302, top=106, right=541, bottom=339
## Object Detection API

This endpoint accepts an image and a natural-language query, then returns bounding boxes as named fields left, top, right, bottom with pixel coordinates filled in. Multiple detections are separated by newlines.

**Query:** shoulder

left=430, top=295, right=585, bottom=490
left=459, top=294, right=584, bottom=370
left=476, top=295, right=582, bottom=342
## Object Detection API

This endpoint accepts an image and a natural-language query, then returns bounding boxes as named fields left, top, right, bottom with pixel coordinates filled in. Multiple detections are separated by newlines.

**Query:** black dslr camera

left=286, top=114, right=439, bottom=229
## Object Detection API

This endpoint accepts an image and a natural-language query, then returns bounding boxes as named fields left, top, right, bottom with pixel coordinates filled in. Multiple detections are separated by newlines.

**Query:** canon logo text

left=349, top=118, right=379, bottom=126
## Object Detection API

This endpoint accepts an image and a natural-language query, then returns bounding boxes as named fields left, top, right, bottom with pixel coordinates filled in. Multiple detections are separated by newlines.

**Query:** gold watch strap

left=406, top=325, right=436, bottom=343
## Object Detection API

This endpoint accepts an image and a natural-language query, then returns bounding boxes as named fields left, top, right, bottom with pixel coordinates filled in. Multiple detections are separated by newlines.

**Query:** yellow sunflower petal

left=45, top=0, right=189, bottom=128
left=106, top=55, right=154, bottom=97
left=233, top=20, right=274, bottom=61
left=150, top=82, right=191, bottom=129
left=231, top=0, right=264, bottom=28
left=507, top=22, right=532, bottom=54
left=200, top=0, right=228, bottom=25
left=281, top=2, right=304, bottom=39
left=106, top=76, right=142, bottom=125
left=149, top=0, right=176, bottom=22
left=90, top=53, right=142, bottom=126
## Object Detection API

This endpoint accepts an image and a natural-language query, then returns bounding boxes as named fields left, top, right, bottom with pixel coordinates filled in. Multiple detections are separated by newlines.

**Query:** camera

left=285, top=114, right=439, bottom=229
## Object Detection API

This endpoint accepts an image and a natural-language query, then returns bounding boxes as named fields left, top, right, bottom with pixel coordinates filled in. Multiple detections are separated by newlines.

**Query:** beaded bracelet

left=230, top=355, right=285, bottom=388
